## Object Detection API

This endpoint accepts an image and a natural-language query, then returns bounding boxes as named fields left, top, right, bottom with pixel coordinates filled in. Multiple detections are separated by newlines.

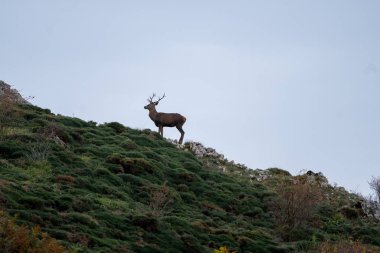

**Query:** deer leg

left=176, top=125, right=185, bottom=144
left=158, top=126, right=163, bottom=136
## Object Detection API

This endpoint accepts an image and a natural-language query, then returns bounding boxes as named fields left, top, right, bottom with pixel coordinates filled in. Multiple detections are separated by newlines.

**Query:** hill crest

left=0, top=85, right=379, bottom=252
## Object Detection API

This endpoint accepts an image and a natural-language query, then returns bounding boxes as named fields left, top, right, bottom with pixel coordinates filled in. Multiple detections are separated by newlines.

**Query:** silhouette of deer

left=144, top=93, right=186, bottom=144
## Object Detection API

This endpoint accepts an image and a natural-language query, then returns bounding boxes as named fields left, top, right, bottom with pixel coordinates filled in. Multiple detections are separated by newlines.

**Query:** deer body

left=144, top=94, right=186, bottom=144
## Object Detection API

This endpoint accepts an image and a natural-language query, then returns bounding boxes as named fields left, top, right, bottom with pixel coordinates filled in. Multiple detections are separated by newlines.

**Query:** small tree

left=271, top=177, right=324, bottom=241
left=148, top=184, right=174, bottom=218
left=369, top=176, right=380, bottom=203
left=366, top=176, right=380, bottom=221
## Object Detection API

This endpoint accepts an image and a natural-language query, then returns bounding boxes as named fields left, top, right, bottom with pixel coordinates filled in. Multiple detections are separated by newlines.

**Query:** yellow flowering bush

left=214, top=246, right=237, bottom=253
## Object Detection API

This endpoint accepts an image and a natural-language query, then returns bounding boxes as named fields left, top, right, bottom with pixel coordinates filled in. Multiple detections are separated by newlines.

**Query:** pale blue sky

left=1, top=1, right=380, bottom=195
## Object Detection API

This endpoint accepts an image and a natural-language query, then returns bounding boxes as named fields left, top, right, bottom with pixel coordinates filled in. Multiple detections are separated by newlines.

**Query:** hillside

left=0, top=85, right=380, bottom=252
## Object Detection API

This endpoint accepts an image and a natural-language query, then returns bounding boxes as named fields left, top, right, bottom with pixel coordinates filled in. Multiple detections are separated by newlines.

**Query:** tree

left=148, top=184, right=174, bottom=218
left=271, top=177, right=324, bottom=241
left=369, top=176, right=380, bottom=203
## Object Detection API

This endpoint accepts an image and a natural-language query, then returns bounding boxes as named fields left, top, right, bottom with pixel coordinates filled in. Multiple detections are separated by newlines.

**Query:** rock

left=0, top=80, right=31, bottom=105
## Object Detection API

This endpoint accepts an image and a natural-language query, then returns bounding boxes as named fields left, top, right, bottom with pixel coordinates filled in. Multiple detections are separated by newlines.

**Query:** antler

left=147, top=93, right=156, bottom=103
left=147, top=93, right=166, bottom=104
left=156, top=93, right=166, bottom=103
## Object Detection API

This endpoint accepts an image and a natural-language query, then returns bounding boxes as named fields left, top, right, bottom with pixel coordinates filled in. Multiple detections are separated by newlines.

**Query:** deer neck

left=148, top=108, right=158, bottom=121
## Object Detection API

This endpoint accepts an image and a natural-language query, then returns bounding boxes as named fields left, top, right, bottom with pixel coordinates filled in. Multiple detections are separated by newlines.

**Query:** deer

left=144, top=93, right=186, bottom=144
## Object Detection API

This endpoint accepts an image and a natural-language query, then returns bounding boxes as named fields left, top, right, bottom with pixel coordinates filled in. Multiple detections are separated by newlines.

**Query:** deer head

left=144, top=93, right=166, bottom=111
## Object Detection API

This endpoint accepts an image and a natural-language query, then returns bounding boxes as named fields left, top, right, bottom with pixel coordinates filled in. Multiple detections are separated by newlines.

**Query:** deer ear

left=154, top=101, right=159, bottom=105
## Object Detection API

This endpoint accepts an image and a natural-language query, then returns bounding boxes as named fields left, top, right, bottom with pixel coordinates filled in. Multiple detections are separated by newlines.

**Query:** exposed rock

left=167, top=139, right=331, bottom=192
left=251, top=169, right=270, bottom=181
left=304, top=170, right=329, bottom=187
left=168, top=140, right=226, bottom=160
left=0, top=80, right=31, bottom=104
left=363, top=198, right=380, bottom=220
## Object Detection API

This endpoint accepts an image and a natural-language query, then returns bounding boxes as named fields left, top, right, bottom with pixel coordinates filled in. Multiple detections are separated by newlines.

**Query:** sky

left=1, top=0, right=380, bottom=195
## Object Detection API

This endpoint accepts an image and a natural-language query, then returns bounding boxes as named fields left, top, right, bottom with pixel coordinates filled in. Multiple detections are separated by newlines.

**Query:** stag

left=144, top=93, right=186, bottom=144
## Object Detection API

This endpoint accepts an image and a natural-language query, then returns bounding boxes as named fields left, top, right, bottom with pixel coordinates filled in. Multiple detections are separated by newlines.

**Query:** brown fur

left=144, top=94, right=186, bottom=144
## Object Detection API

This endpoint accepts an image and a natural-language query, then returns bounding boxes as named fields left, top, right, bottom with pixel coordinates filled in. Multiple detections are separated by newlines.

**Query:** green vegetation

left=0, top=210, right=67, bottom=252
left=0, top=102, right=379, bottom=252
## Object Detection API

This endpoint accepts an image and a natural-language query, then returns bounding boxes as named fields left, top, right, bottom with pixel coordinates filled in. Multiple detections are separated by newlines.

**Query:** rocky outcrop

left=183, top=142, right=225, bottom=160
left=0, top=80, right=31, bottom=104
left=168, top=139, right=331, bottom=189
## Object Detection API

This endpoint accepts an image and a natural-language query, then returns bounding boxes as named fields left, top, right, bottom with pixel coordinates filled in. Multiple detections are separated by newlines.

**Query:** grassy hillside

left=0, top=102, right=380, bottom=253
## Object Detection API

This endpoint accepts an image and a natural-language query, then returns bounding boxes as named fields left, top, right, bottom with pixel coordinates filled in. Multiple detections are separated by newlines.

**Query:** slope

left=0, top=99, right=379, bottom=252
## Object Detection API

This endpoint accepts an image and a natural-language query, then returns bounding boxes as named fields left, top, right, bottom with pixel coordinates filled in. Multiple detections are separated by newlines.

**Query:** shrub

left=0, top=86, right=18, bottom=134
left=67, top=232, right=90, bottom=246
left=148, top=184, right=174, bottom=218
left=56, top=175, right=76, bottom=184
left=54, top=195, right=73, bottom=212
left=25, top=141, right=52, bottom=161
left=94, top=167, right=113, bottom=177
left=0, top=140, right=25, bottom=158
left=177, top=184, right=189, bottom=192
left=319, top=240, right=379, bottom=253
left=369, top=176, right=380, bottom=203
left=270, top=178, right=324, bottom=241
left=132, top=215, right=159, bottom=232
left=121, top=139, right=137, bottom=150
left=40, top=124, right=72, bottom=144
left=72, top=198, right=94, bottom=212
left=133, top=135, right=160, bottom=148
left=0, top=210, right=66, bottom=252
left=340, top=206, right=359, bottom=220
left=180, top=234, right=204, bottom=253
left=66, top=212, right=98, bottom=227
left=106, top=154, right=157, bottom=175
left=104, top=122, right=127, bottom=133
left=243, top=207, right=264, bottom=218
left=118, top=173, right=146, bottom=187
left=19, top=196, right=45, bottom=209
left=56, top=116, right=89, bottom=128
left=183, top=160, right=202, bottom=172
left=214, top=246, right=237, bottom=253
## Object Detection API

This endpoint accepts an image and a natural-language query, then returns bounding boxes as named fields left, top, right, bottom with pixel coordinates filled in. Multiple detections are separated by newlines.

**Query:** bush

left=118, top=173, right=146, bottom=187
left=148, top=185, right=174, bottom=218
left=132, top=215, right=159, bottom=232
left=55, top=175, right=76, bottom=184
left=104, top=122, right=127, bottom=133
left=40, top=124, right=72, bottom=144
left=25, top=141, right=52, bottom=161
left=66, top=212, right=97, bottom=228
left=0, top=140, right=25, bottom=158
left=54, top=195, right=73, bottom=211
left=319, top=240, right=379, bottom=253
left=180, top=234, right=204, bottom=253
left=214, top=246, right=237, bottom=253
left=270, top=178, right=324, bottom=241
left=106, top=154, right=158, bottom=175
left=72, top=198, right=95, bottom=212
left=19, top=196, right=45, bottom=209
left=340, top=206, right=359, bottom=220
left=0, top=210, right=66, bottom=252
left=121, top=139, right=137, bottom=150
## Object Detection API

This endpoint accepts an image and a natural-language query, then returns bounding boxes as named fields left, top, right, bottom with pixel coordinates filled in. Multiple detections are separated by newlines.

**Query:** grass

left=0, top=103, right=379, bottom=252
